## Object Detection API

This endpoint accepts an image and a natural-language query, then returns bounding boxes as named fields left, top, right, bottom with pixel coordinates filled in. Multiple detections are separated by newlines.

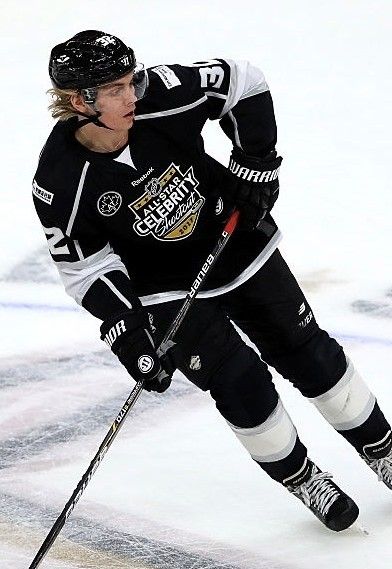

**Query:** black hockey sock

left=337, top=402, right=391, bottom=454
left=254, top=436, right=308, bottom=483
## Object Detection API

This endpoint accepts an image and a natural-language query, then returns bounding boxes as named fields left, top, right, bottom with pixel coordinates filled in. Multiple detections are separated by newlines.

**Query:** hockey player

left=33, top=30, right=392, bottom=532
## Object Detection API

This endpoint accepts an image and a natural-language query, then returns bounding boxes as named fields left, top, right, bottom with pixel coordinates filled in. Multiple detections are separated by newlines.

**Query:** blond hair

left=47, top=87, right=79, bottom=121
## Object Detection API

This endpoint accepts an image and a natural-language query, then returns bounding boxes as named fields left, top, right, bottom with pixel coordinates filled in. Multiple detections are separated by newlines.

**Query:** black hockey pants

left=149, top=249, right=389, bottom=482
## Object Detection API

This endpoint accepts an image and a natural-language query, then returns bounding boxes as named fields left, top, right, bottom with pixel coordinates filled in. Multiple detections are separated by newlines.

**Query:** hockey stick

left=28, top=209, right=240, bottom=568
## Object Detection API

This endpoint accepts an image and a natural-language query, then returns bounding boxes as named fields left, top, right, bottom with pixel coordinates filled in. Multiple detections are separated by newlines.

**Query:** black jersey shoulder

left=136, top=59, right=231, bottom=120
left=33, top=119, right=105, bottom=231
left=36, top=119, right=86, bottom=181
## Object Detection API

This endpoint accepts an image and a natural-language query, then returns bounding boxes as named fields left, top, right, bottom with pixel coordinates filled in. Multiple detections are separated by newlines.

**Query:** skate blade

left=352, top=522, right=370, bottom=536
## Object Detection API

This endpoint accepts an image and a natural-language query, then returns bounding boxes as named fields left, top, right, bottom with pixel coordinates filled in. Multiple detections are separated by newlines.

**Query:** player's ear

left=70, top=92, right=92, bottom=114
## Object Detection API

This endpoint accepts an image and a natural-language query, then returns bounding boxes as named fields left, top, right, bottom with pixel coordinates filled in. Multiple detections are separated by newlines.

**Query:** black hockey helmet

left=49, top=30, right=137, bottom=91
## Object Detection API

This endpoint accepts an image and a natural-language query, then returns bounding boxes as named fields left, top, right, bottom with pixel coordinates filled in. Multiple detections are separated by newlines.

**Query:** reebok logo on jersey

left=103, top=320, right=126, bottom=348
left=151, top=65, right=181, bottom=89
left=229, top=158, right=280, bottom=183
left=131, top=167, right=154, bottom=187
left=32, top=179, right=54, bottom=205
left=129, top=163, right=205, bottom=241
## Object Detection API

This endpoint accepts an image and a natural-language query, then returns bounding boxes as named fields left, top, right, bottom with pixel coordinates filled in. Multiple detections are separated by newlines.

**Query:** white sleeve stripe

left=220, top=58, right=239, bottom=119
left=227, top=110, right=243, bottom=150
left=55, top=243, right=130, bottom=305
left=74, top=240, right=84, bottom=260
left=219, top=59, right=269, bottom=119
left=204, top=91, right=227, bottom=100
left=135, top=96, right=207, bottom=120
left=66, top=161, right=90, bottom=237
left=56, top=242, right=112, bottom=269
left=100, top=275, right=133, bottom=309
left=240, top=86, right=269, bottom=101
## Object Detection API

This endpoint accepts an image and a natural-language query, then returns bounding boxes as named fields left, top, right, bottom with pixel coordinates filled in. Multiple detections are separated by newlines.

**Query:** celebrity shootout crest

left=129, top=163, right=205, bottom=241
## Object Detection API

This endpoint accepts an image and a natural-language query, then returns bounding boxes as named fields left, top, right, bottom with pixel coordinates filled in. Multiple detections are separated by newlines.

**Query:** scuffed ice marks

left=1, top=493, right=259, bottom=569
left=0, top=240, right=264, bottom=569
left=0, top=349, right=195, bottom=470
left=351, top=288, right=392, bottom=319
left=0, top=349, right=263, bottom=569
left=0, top=350, right=116, bottom=389
left=2, top=246, right=58, bottom=284
left=0, top=326, right=277, bottom=569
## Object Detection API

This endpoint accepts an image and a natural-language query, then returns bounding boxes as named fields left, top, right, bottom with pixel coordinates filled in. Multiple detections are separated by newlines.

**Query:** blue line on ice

left=331, top=332, right=392, bottom=347
left=0, top=301, right=80, bottom=312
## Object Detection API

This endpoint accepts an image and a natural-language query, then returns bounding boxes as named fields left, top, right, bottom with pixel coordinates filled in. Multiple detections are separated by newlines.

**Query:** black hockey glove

left=100, top=309, right=176, bottom=393
left=227, top=147, right=282, bottom=231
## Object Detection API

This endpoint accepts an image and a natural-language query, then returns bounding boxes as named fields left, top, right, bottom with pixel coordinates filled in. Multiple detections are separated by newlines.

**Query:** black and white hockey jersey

left=33, top=58, right=282, bottom=320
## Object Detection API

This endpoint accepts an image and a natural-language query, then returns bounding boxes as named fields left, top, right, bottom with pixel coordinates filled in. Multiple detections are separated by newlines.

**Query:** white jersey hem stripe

left=140, top=229, right=282, bottom=306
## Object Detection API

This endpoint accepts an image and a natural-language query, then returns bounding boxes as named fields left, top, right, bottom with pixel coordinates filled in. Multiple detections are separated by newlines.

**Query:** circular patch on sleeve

left=97, top=192, right=122, bottom=216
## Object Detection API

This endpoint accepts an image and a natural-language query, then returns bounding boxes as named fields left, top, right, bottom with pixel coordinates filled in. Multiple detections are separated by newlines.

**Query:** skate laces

left=367, top=452, right=392, bottom=484
left=292, top=469, right=340, bottom=516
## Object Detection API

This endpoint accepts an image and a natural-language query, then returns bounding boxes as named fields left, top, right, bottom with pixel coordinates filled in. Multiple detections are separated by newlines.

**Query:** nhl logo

left=189, top=355, right=201, bottom=371
left=97, top=192, right=122, bottom=216
left=145, top=178, right=161, bottom=197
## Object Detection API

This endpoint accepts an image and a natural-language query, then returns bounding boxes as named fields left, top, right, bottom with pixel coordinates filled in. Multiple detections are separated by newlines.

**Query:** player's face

left=94, top=72, right=137, bottom=130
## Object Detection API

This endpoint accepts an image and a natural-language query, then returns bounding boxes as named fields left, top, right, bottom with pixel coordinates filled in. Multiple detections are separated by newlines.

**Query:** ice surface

left=0, top=1, right=391, bottom=568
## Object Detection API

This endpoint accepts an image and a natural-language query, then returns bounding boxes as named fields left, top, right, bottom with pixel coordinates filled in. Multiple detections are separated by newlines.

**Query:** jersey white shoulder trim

left=135, top=96, right=207, bottom=120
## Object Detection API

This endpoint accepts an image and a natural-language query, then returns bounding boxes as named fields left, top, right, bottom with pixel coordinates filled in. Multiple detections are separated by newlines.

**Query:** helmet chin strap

left=75, top=90, right=113, bottom=130
left=75, top=110, right=113, bottom=130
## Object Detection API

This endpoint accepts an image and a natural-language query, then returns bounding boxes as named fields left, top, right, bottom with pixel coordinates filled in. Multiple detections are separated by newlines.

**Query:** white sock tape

left=308, top=359, right=375, bottom=431
left=227, top=399, right=297, bottom=462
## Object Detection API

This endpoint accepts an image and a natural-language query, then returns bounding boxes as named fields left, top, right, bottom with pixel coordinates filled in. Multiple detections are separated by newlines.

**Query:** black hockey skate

left=362, top=430, right=392, bottom=490
left=283, top=459, right=359, bottom=531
